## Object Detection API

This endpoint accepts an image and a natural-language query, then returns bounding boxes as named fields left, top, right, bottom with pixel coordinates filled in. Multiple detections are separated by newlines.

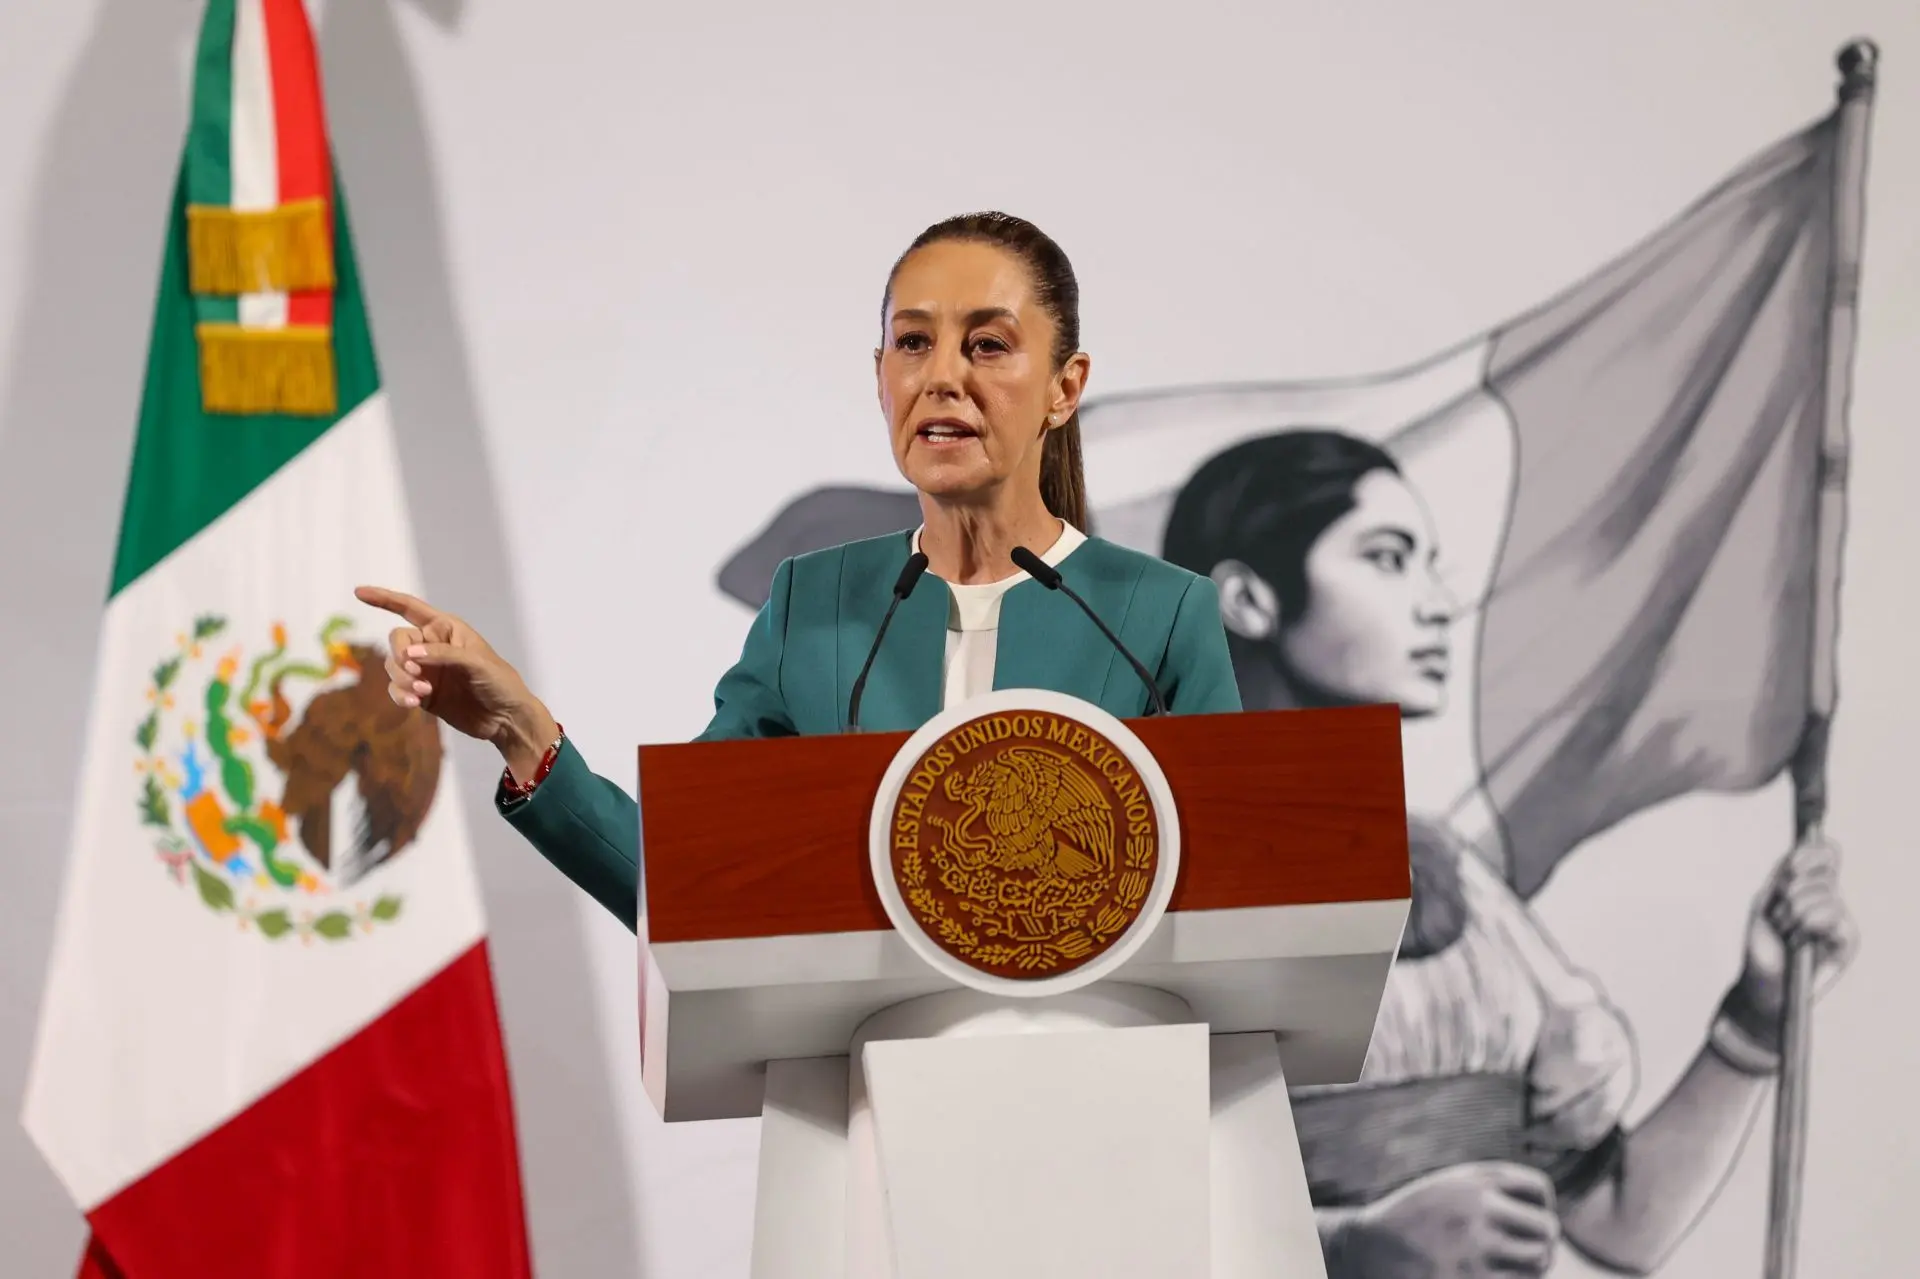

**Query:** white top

left=911, top=521, right=1088, bottom=710
left=1357, top=850, right=1638, bottom=1148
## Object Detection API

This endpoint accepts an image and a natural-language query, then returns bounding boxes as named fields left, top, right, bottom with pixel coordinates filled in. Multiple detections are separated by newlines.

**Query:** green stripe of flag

left=110, top=161, right=380, bottom=598
left=187, top=0, right=238, bottom=333
left=186, top=0, right=236, bottom=210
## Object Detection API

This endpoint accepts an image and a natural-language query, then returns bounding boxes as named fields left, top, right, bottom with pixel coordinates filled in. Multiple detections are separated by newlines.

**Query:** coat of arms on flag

left=715, top=39, right=1878, bottom=1279
left=136, top=613, right=442, bottom=941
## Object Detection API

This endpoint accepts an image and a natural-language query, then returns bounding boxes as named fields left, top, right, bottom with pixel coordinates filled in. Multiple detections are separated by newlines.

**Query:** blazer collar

left=834, top=531, right=945, bottom=732
left=833, top=531, right=1125, bottom=730
left=993, top=539, right=1119, bottom=707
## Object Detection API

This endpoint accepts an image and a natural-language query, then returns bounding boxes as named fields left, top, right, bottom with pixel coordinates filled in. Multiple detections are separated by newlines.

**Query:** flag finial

left=1838, top=39, right=1879, bottom=100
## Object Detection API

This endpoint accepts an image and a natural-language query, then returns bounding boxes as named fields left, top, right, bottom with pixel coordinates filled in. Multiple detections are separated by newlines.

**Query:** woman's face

left=1221, top=468, right=1456, bottom=716
left=877, top=240, right=1087, bottom=509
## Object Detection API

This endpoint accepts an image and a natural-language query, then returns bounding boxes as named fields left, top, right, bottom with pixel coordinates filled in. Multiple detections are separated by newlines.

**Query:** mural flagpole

left=1765, top=36, right=1878, bottom=1279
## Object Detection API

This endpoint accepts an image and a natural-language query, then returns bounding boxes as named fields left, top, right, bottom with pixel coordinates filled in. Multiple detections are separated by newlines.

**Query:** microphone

left=1010, top=546, right=1170, bottom=717
left=847, top=551, right=931, bottom=731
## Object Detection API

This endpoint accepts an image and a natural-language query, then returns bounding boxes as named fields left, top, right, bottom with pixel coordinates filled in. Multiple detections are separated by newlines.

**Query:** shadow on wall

left=318, top=0, right=644, bottom=1274
left=0, top=0, right=197, bottom=1270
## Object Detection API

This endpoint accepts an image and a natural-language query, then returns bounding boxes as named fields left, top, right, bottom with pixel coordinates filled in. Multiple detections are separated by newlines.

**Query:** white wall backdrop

left=4, top=1, right=1917, bottom=1276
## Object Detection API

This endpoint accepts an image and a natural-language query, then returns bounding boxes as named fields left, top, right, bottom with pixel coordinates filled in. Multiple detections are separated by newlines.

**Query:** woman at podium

left=356, top=212, right=1240, bottom=931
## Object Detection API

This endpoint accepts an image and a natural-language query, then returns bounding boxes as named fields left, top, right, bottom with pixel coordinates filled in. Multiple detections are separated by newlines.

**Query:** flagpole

left=1764, top=37, right=1878, bottom=1279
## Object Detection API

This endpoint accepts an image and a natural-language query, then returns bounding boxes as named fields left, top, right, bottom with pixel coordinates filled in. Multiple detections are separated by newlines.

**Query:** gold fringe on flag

left=186, top=198, right=335, bottom=295
left=196, top=323, right=337, bottom=417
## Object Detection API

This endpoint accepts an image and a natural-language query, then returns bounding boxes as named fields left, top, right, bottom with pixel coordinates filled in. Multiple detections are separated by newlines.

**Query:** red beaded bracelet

left=499, top=723, right=565, bottom=800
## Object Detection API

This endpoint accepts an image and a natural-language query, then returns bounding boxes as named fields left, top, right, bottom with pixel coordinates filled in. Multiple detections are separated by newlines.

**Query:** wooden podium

left=635, top=694, right=1409, bottom=1279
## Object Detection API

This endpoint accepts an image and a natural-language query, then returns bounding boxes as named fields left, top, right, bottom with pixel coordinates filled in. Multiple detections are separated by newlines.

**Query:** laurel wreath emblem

left=901, top=832, right=1155, bottom=974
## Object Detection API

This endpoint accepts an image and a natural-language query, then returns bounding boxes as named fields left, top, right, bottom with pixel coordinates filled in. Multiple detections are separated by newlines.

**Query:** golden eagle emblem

left=889, top=711, right=1160, bottom=979
left=931, top=746, right=1115, bottom=881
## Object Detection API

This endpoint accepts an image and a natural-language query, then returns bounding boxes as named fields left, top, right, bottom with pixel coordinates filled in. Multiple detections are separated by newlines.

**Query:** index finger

left=355, top=585, right=438, bottom=627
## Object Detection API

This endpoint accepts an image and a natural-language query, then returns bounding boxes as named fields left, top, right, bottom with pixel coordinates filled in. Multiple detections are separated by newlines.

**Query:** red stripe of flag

left=82, top=945, right=532, bottom=1278
left=262, top=0, right=334, bottom=329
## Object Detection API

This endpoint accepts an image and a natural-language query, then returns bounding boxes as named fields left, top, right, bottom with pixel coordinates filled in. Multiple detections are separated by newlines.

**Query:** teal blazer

left=499, top=529, right=1241, bottom=930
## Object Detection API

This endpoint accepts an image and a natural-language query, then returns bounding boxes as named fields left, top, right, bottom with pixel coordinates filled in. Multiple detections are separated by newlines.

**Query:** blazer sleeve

left=499, top=558, right=801, bottom=933
left=1159, top=575, right=1243, bottom=715
left=498, top=739, right=643, bottom=929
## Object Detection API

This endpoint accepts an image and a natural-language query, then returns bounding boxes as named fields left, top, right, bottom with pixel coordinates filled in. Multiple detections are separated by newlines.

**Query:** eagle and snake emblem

left=931, top=746, right=1117, bottom=882
left=891, top=716, right=1160, bottom=978
left=135, top=613, right=442, bottom=943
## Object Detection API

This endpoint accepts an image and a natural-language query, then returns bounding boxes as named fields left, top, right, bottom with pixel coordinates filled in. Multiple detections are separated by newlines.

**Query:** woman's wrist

left=1706, top=981, right=1783, bottom=1076
left=495, top=700, right=561, bottom=785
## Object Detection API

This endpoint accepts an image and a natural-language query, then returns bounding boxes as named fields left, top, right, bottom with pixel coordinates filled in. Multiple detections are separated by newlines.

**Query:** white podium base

left=750, top=987, right=1326, bottom=1279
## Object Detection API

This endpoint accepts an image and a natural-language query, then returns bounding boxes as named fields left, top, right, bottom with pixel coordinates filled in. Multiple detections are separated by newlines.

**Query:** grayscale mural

left=714, top=42, right=1878, bottom=1279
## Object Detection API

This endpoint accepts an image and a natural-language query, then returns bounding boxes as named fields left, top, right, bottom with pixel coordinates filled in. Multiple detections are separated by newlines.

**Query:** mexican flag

left=21, top=2, right=533, bottom=1275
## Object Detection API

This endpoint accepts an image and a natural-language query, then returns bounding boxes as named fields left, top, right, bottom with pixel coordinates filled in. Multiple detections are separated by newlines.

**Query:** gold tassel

left=187, top=199, right=335, bottom=295
left=196, top=324, right=337, bottom=417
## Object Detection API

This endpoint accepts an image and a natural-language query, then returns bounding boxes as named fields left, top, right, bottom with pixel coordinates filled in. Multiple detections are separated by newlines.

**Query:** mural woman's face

left=876, top=240, right=1085, bottom=511
left=1220, top=468, right=1455, bottom=716
left=1289, top=469, right=1454, bottom=714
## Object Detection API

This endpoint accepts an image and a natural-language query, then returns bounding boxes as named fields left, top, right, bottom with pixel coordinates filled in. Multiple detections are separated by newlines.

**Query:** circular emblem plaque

left=868, top=689, right=1180, bottom=997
